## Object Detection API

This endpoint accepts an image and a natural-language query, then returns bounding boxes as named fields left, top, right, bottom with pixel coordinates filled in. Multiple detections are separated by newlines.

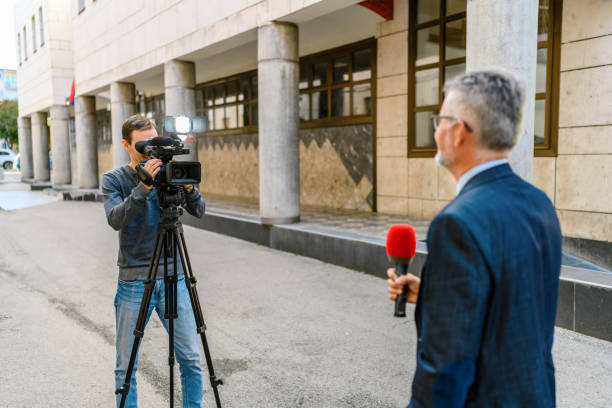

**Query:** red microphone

left=386, top=224, right=417, bottom=317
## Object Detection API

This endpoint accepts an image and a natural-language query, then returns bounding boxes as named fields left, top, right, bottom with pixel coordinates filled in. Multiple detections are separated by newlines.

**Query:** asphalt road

left=0, top=179, right=611, bottom=407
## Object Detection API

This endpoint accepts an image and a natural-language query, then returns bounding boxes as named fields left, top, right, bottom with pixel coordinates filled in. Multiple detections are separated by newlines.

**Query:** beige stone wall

left=374, top=0, right=612, bottom=247
left=554, top=0, right=612, bottom=243
left=376, top=0, right=453, bottom=217
left=197, top=137, right=259, bottom=203
left=198, top=128, right=374, bottom=211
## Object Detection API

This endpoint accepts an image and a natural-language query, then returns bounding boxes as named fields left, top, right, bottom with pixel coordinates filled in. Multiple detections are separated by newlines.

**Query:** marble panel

left=558, top=126, right=612, bottom=155
left=376, top=157, right=409, bottom=197
left=377, top=195, right=409, bottom=215
left=377, top=74, right=408, bottom=98
left=408, top=158, right=437, bottom=200
left=561, top=35, right=612, bottom=72
left=377, top=31, right=408, bottom=78
left=559, top=66, right=612, bottom=127
left=562, top=0, right=612, bottom=43
left=533, top=157, right=556, bottom=203
left=376, top=136, right=407, bottom=158
left=556, top=155, right=612, bottom=213
left=557, top=210, right=612, bottom=242
left=377, top=95, right=408, bottom=137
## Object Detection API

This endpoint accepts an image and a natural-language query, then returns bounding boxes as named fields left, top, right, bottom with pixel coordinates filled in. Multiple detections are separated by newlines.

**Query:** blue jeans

left=114, top=275, right=203, bottom=408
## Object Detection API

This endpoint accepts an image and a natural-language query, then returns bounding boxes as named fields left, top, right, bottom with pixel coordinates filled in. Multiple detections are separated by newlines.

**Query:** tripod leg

left=116, top=228, right=165, bottom=408
left=174, top=229, right=223, bottom=408
left=163, top=230, right=178, bottom=408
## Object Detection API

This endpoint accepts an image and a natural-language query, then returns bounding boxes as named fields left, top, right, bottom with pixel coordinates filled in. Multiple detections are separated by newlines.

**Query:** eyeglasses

left=431, top=115, right=473, bottom=133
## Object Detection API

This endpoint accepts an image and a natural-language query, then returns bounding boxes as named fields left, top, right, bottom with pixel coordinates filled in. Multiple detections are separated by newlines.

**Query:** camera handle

left=135, top=163, right=154, bottom=186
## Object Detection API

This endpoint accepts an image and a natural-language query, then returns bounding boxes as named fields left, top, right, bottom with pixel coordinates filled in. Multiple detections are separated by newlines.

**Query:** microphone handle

left=394, top=263, right=409, bottom=318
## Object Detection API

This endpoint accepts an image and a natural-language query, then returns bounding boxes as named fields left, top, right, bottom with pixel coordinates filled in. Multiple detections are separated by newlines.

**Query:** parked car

left=12, top=152, right=53, bottom=171
left=0, top=148, right=17, bottom=170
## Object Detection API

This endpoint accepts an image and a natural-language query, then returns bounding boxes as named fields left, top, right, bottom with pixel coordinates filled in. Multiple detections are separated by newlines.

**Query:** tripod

left=115, top=201, right=223, bottom=408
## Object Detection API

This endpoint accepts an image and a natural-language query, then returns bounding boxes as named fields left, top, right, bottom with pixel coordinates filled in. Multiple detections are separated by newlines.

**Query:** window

left=408, top=0, right=561, bottom=157
left=299, top=39, right=375, bottom=127
left=78, top=0, right=85, bottom=13
left=138, top=94, right=166, bottom=135
left=39, top=7, right=44, bottom=46
left=196, top=71, right=258, bottom=133
left=17, top=33, right=21, bottom=65
left=23, top=27, right=27, bottom=60
left=31, top=16, right=37, bottom=53
left=534, top=0, right=561, bottom=156
left=96, top=109, right=111, bottom=144
left=409, top=0, right=466, bottom=155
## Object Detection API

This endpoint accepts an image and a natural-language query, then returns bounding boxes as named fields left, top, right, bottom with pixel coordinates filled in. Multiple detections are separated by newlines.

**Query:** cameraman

left=102, top=114, right=205, bottom=408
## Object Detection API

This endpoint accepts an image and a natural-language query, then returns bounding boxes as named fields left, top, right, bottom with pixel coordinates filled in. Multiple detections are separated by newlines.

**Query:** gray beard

left=435, top=151, right=449, bottom=168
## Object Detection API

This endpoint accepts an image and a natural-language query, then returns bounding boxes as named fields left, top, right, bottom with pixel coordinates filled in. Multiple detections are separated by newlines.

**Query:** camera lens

left=173, top=167, right=186, bottom=179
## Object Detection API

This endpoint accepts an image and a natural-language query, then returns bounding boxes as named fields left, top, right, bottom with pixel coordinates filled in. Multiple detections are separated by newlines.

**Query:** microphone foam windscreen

left=386, top=224, right=416, bottom=260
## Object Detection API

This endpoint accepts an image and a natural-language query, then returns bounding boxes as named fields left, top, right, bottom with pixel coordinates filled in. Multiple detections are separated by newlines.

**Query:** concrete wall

left=71, top=0, right=370, bottom=95
left=15, top=0, right=73, bottom=117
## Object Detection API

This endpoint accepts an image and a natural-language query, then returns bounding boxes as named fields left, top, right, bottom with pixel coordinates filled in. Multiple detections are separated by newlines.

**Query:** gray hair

left=443, top=70, right=525, bottom=152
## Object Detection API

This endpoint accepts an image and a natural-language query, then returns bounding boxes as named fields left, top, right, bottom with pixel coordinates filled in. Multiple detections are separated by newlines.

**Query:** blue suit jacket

left=409, top=164, right=562, bottom=407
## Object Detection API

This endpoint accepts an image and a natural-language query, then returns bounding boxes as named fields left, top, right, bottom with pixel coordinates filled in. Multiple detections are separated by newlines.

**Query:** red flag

left=69, top=78, right=75, bottom=105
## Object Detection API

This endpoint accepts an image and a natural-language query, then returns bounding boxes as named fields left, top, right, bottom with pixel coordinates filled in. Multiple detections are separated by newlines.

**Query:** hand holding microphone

left=385, top=224, right=420, bottom=317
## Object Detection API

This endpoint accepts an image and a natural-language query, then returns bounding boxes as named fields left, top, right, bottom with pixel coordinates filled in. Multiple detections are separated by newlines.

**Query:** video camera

left=134, top=116, right=205, bottom=187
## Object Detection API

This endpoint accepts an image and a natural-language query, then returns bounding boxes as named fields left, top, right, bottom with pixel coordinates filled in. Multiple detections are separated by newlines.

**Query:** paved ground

left=0, top=175, right=611, bottom=407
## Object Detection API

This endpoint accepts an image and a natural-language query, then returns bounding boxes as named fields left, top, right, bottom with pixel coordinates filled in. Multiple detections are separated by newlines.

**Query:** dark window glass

left=239, top=79, right=250, bottom=101
left=312, top=91, right=328, bottom=119
left=333, top=57, right=349, bottom=83
left=352, top=48, right=371, bottom=81
left=299, top=93, right=309, bottom=121
left=299, top=64, right=308, bottom=89
left=353, top=84, right=371, bottom=116
left=226, top=82, right=236, bottom=103
left=312, top=62, right=327, bottom=87
left=331, top=87, right=350, bottom=116
left=446, top=0, right=466, bottom=15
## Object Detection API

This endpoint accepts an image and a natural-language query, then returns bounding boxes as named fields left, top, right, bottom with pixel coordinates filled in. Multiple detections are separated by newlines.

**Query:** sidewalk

left=0, top=188, right=611, bottom=407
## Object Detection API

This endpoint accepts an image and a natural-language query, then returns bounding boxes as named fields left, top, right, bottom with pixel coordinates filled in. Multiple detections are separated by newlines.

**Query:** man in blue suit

left=387, top=70, right=562, bottom=407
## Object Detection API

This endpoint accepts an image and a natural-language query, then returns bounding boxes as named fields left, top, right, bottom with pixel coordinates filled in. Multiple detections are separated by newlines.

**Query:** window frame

left=534, top=0, right=562, bottom=157
left=298, top=38, right=376, bottom=129
left=408, top=0, right=466, bottom=157
left=23, top=26, right=27, bottom=61
left=39, top=7, right=45, bottom=46
left=195, top=70, right=259, bottom=136
left=31, top=15, right=37, bottom=53
left=17, top=33, right=21, bottom=65
left=407, top=0, right=562, bottom=158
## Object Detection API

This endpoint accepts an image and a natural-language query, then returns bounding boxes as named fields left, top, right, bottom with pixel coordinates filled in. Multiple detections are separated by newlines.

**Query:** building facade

left=0, top=69, right=18, bottom=101
left=14, top=0, right=74, bottom=185
left=15, top=0, right=612, bottom=267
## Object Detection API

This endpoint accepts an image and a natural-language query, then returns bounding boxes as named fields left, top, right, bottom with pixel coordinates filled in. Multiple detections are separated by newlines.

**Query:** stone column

left=164, top=60, right=197, bottom=161
left=49, top=105, right=72, bottom=185
left=17, top=116, right=34, bottom=179
left=31, top=111, right=50, bottom=183
left=75, top=96, right=98, bottom=189
left=110, top=82, right=135, bottom=167
left=257, top=21, right=300, bottom=224
left=466, top=0, right=538, bottom=181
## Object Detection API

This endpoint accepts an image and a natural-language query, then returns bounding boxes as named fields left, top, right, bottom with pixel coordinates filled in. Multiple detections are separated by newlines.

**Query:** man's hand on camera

left=387, top=268, right=421, bottom=304
left=140, top=159, right=162, bottom=190
left=183, top=184, right=194, bottom=193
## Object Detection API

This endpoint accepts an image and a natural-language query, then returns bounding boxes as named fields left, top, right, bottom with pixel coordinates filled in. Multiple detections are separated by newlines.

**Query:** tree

left=0, top=100, right=19, bottom=149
